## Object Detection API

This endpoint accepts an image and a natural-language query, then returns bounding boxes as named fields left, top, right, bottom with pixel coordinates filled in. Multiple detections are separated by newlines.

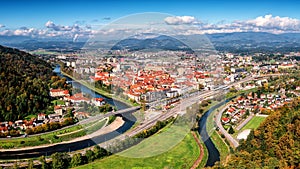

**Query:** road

left=215, top=104, right=239, bottom=148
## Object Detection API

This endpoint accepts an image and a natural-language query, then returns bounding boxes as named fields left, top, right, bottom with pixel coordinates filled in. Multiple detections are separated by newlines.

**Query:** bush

left=53, top=135, right=59, bottom=139
left=25, top=128, right=33, bottom=135
left=2, top=143, right=14, bottom=149
left=9, top=129, right=19, bottom=137
left=37, top=136, right=44, bottom=142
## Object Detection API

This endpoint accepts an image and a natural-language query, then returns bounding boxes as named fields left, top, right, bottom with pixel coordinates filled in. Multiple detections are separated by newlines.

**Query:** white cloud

left=162, top=15, right=300, bottom=34
left=1, top=15, right=300, bottom=39
left=247, top=15, right=300, bottom=28
left=164, top=16, right=198, bottom=25
left=196, top=15, right=300, bottom=34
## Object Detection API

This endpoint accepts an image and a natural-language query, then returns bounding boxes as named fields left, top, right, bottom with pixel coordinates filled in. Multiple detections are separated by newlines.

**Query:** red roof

left=38, top=113, right=46, bottom=116
left=54, top=105, right=62, bottom=109
left=228, top=108, right=235, bottom=113
left=0, top=126, right=8, bottom=131
left=222, top=117, right=230, bottom=122
left=95, top=98, right=104, bottom=102
left=50, top=89, right=69, bottom=94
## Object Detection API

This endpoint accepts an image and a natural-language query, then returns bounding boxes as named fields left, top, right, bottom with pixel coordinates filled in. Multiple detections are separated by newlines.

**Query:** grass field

left=240, top=116, right=266, bottom=131
left=210, top=131, right=230, bottom=162
left=74, top=132, right=200, bottom=169
left=118, top=123, right=190, bottom=158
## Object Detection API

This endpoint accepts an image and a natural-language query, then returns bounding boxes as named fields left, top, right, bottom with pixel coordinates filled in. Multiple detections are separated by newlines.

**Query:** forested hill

left=215, top=98, right=300, bottom=169
left=0, top=45, right=54, bottom=121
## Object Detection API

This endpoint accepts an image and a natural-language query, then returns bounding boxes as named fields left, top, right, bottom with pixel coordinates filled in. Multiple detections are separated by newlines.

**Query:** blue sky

left=1, top=0, right=300, bottom=39
left=1, top=0, right=299, bottom=28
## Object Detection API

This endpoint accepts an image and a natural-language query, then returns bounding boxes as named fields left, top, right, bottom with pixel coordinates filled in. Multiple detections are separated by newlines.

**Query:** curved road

left=0, top=113, right=136, bottom=159
left=215, top=104, right=239, bottom=148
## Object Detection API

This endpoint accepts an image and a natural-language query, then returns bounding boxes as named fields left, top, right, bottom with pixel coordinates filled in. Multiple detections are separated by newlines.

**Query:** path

left=57, top=117, right=108, bottom=137
left=190, top=132, right=204, bottom=169
left=235, top=114, right=254, bottom=131
left=256, top=114, right=269, bottom=117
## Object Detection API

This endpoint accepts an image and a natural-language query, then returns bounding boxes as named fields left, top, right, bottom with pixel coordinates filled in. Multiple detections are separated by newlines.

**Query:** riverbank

left=60, top=71, right=136, bottom=108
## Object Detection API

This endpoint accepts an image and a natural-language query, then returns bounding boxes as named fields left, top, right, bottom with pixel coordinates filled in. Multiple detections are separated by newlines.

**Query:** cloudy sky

left=0, top=0, right=300, bottom=40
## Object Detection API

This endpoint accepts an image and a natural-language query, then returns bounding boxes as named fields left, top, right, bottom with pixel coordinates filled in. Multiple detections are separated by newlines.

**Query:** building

left=50, top=89, right=69, bottom=97
left=92, top=98, right=106, bottom=106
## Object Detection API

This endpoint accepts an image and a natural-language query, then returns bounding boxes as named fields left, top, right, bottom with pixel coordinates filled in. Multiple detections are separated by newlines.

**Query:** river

left=53, top=65, right=129, bottom=110
left=198, top=100, right=229, bottom=167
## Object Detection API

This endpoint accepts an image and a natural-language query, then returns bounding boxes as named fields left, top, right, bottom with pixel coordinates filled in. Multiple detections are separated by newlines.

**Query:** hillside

left=215, top=98, right=300, bottom=168
left=0, top=46, right=55, bottom=121
left=111, top=35, right=193, bottom=52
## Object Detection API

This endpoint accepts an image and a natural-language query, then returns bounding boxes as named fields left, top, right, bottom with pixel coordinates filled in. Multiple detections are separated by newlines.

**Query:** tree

left=27, top=159, right=34, bottom=169
left=228, top=126, right=235, bottom=134
left=38, top=155, right=48, bottom=169
left=70, top=153, right=83, bottom=167
left=12, top=162, right=19, bottom=169
left=51, top=152, right=70, bottom=169
left=85, top=150, right=95, bottom=163
left=245, top=109, right=250, bottom=116
left=93, top=145, right=108, bottom=159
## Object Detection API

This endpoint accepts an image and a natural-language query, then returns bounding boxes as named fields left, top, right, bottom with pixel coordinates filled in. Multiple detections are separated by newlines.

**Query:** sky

left=0, top=0, right=300, bottom=39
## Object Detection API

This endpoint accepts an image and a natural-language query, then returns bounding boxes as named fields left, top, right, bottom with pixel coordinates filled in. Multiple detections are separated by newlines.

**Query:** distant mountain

left=206, top=32, right=300, bottom=53
left=10, top=41, right=85, bottom=52
left=2, top=32, right=300, bottom=53
left=111, top=35, right=193, bottom=52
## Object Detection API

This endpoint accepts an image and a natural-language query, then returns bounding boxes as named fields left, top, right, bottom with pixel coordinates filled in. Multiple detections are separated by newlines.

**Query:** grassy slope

left=240, top=116, right=266, bottom=131
left=74, top=132, right=200, bottom=169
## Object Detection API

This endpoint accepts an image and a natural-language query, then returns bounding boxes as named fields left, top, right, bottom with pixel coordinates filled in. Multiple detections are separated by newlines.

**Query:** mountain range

left=2, top=32, right=300, bottom=53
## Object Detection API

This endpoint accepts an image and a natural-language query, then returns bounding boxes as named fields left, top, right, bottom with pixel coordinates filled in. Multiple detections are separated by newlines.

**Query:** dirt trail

left=190, top=132, right=204, bottom=169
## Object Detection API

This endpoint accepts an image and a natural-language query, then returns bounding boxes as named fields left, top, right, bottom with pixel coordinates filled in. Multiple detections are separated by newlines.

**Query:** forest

left=213, top=98, right=300, bottom=168
left=0, top=45, right=67, bottom=121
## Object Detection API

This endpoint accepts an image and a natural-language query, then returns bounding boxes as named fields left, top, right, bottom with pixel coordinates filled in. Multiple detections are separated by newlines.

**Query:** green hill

left=0, top=45, right=54, bottom=121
